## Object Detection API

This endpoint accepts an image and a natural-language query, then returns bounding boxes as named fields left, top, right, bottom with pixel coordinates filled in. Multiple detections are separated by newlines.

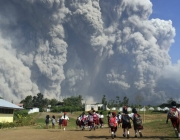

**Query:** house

left=85, top=104, right=98, bottom=111
left=0, top=99, right=23, bottom=123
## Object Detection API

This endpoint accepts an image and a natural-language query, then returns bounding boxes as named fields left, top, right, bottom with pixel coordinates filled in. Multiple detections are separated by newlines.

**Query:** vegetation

left=0, top=110, right=35, bottom=129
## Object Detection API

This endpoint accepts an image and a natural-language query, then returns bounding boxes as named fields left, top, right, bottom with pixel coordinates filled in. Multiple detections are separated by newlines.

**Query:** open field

left=0, top=112, right=178, bottom=140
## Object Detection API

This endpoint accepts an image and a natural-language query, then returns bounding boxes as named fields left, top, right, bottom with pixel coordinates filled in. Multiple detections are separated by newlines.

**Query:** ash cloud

left=0, top=0, right=179, bottom=105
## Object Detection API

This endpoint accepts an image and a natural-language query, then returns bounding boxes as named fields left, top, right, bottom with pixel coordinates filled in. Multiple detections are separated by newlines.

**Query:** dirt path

left=0, top=125, right=176, bottom=140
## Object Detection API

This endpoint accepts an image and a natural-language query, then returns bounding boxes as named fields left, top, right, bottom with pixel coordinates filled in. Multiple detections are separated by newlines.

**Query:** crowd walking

left=44, top=101, right=180, bottom=139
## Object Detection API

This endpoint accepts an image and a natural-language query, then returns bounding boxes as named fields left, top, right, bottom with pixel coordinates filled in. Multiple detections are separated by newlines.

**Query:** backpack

left=109, top=117, right=116, bottom=127
left=168, top=108, right=179, bottom=119
left=122, top=114, right=130, bottom=124
left=134, top=114, right=142, bottom=125
left=93, top=113, right=97, bottom=121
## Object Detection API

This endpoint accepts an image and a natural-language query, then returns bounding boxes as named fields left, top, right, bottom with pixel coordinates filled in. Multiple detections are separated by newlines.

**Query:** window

left=0, top=108, right=13, bottom=114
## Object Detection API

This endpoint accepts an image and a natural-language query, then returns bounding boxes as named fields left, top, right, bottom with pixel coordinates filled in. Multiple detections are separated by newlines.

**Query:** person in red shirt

left=109, top=112, right=117, bottom=139
left=166, top=101, right=180, bottom=138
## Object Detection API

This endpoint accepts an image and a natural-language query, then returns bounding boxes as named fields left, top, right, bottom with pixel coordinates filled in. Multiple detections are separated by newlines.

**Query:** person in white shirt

left=99, top=112, right=104, bottom=128
left=61, top=112, right=69, bottom=131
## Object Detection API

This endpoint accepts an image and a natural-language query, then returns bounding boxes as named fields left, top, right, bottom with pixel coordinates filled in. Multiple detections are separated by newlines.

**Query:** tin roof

left=0, top=99, right=23, bottom=109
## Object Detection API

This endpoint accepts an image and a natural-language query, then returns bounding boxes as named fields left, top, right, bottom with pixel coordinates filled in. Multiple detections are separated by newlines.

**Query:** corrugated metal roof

left=0, top=99, right=23, bottom=109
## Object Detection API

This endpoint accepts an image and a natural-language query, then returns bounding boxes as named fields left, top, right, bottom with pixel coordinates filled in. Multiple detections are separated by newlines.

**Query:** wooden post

left=143, top=106, right=145, bottom=123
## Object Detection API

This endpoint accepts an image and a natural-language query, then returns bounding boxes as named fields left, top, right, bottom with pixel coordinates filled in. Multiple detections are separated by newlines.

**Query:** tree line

left=20, top=93, right=83, bottom=112
left=3, top=93, right=175, bottom=112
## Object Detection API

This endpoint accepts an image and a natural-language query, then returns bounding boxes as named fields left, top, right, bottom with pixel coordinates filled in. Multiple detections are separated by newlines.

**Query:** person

left=109, top=112, right=118, bottom=139
left=166, top=101, right=180, bottom=138
left=76, top=116, right=81, bottom=129
left=58, top=115, right=63, bottom=129
left=87, top=111, right=94, bottom=131
left=45, top=115, right=50, bottom=129
left=107, top=111, right=112, bottom=127
left=99, top=112, right=104, bottom=128
left=61, top=112, right=69, bottom=131
left=80, top=111, right=87, bottom=130
left=92, top=110, right=99, bottom=130
left=131, top=108, right=143, bottom=138
left=121, top=106, right=132, bottom=139
left=52, top=115, right=56, bottom=129
left=117, top=112, right=122, bottom=127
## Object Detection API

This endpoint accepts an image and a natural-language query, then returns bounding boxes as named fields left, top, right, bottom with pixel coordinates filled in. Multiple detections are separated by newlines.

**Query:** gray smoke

left=0, top=0, right=179, bottom=105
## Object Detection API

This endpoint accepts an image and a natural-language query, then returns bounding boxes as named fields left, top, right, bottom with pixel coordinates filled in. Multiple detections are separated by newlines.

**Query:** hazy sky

left=0, top=0, right=180, bottom=105
left=150, top=0, right=180, bottom=64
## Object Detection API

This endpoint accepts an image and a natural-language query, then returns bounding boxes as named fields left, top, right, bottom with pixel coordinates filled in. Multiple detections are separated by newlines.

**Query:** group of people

left=45, top=112, right=69, bottom=131
left=108, top=100, right=180, bottom=139
left=44, top=101, right=180, bottom=139
left=76, top=110, right=104, bottom=131
left=108, top=107, right=143, bottom=139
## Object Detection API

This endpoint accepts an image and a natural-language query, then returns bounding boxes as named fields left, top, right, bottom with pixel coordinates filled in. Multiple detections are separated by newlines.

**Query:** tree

left=33, top=93, right=45, bottom=111
left=101, top=95, right=107, bottom=105
left=20, top=95, right=33, bottom=108
left=63, top=95, right=83, bottom=107
left=49, top=98, right=58, bottom=107
left=122, top=96, right=129, bottom=106
left=135, top=94, right=144, bottom=108
left=167, top=98, right=174, bottom=104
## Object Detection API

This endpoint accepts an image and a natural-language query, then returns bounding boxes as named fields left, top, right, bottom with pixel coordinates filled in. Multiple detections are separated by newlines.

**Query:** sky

left=0, top=0, right=180, bottom=105
left=150, top=0, right=180, bottom=64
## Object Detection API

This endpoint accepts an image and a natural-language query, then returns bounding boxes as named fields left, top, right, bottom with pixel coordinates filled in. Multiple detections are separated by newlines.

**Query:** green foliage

left=13, top=110, right=35, bottom=126
left=0, top=122, right=18, bottom=129
left=49, top=98, right=58, bottom=107
left=63, top=95, right=83, bottom=107
left=20, top=95, right=33, bottom=108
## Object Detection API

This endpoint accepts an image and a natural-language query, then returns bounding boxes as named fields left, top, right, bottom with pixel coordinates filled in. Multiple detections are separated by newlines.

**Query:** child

left=117, top=112, right=122, bottom=127
left=76, top=116, right=81, bottom=129
left=45, top=115, right=50, bottom=129
left=121, top=106, right=131, bottom=139
left=107, top=111, right=112, bottom=127
left=52, top=115, right=56, bottom=129
left=99, top=112, right=104, bottom=128
left=109, top=112, right=118, bottom=139
left=80, top=112, right=87, bottom=130
left=58, top=115, right=63, bottom=129
left=87, top=111, right=94, bottom=131
left=92, top=110, right=99, bottom=130
left=166, top=101, right=180, bottom=138
left=61, top=112, right=69, bottom=131
left=131, top=108, right=143, bottom=138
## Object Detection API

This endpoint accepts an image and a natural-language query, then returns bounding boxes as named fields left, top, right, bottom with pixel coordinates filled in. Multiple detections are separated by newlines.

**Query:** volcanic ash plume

left=0, top=0, right=179, bottom=105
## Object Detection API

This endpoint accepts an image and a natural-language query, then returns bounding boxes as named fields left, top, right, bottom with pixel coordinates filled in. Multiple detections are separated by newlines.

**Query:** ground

left=0, top=112, right=177, bottom=140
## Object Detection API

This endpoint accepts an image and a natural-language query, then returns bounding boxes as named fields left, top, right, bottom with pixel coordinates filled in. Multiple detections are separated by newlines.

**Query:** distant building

left=0, top=99, right=23, bottom=123
left=148, top=107, right=155, bottom=111
left=85, top=103, right=104, bottom=111
left=27, top=107, right=39, bottom=114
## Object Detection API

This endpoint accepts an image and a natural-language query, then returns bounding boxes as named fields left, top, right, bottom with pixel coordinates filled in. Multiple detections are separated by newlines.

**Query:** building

left=27, top=107, right=39, bottom=114
left=0, top=99, right=23, bottom=123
